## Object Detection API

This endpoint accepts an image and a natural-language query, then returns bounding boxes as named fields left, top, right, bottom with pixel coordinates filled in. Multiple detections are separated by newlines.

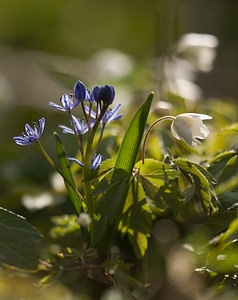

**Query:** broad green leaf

left=136, top=159, right=179, bottom=187
left=54, top=132, right=82, bottom=214
left=139, top=176, right=186, bottom=216
left=173, top=158, right=211, bottom=188
left=207, top=150, right=237, bottom=180
left=115, top=92, right=154, bottom=173
left=118, top=179, right=152, bottom=259
left=90, top=169, right=131, bottom=250
left=173, top=158, right=218, bottom=214
left=135, top=159, right=185, bottom=216
left=0, top=207, right=42, bottom=270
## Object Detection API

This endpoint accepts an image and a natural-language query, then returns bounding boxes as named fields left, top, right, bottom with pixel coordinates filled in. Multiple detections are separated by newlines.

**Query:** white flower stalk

left=76, top=213, right=92, bottom=227
left=171, top=113, right=212, bottom=147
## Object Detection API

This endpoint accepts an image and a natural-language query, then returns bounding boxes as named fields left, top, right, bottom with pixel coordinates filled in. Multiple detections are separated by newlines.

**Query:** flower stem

left=91, top=122, right=106, bottom=160
left=81, top=101, right=88, bottom=125
left=141, top=115, right=175, bottom=164
left=83, top=105, right=108, bottom=216
left=36, top=141, right=84, bottom=202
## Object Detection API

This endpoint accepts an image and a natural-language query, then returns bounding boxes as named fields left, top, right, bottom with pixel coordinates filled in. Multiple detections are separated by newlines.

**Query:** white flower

left=76, top=213, right=92, bottom=227
left=176, top=33, right=218, bottom=72
left=171, top=113, right=212, bottom=147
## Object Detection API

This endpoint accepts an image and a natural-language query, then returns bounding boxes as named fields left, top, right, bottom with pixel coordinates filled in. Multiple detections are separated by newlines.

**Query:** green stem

left=141, top=115, right=175, bottom=164
left=36, top=141, right=84, bottom=202
left=91, top=122, right=106, bottom=160
left=83, top=105, right=108, bottom=216
left=81, top=101, right=88, bottom=124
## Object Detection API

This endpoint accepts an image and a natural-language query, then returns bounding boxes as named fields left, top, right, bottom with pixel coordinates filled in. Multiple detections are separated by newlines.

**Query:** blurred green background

left=1, top=0, right=238, bottom=298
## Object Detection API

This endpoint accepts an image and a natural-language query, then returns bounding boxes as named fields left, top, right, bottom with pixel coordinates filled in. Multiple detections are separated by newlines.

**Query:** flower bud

left=97, top=85, right=115, bottom=105
left=76, top=213, right=92, bottom=227
left=74, top=80, right=90, bottom=102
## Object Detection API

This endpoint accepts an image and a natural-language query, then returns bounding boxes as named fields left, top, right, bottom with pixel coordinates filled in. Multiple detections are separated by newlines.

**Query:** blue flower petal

left=69, top=157, right=84, bottom=167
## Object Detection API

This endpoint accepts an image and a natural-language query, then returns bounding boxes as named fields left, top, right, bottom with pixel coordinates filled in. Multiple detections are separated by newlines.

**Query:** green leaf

left=217, top=155, right=238, bottom=184
left=136, top=160, right=185, bottom=216
left=83, top=158, right=116, bottom=182
left=115, top=92, right=154, bottom=173
left=0, top=207, right=42, bottom=270
left=54, top=132, right=82, bottom=214
left=136, top=159, right=179, bottom=187
left=207, top=150, right=237, bottom=180
left=173, top=158, right=218, bottom=214
left=90, top=168, right=131, bottom=250
left=118, top=178, right=152, bottom=259
left=221, top=123, right=238, bottom=135
left=50, top=215, right=80, bottom=238
left=173, top=158, right=211, bottom=188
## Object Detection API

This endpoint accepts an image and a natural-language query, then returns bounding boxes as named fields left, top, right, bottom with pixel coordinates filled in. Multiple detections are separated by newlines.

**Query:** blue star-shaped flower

left=13, top=117, right=45, bottom=146
left=58, top=116, right=88, bottom=135
left=49, top=94, right=79, bottom=112
left=69, top=154, right=102, bottom=170
left=85, top=104, right=123, bottom=124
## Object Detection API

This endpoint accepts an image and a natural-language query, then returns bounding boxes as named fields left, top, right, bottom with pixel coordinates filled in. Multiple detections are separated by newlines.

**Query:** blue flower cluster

left=14, top=80, right=123, bottom=171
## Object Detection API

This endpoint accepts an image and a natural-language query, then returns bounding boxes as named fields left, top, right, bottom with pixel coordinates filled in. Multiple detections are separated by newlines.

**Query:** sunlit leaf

left=118, top=178, right=152, bottom=259
left=54, top=132, right=83, bottom=214
left=115, top=92, right=154, bottom=173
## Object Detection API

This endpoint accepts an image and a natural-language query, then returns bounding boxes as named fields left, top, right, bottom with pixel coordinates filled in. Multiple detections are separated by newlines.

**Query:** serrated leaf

left=0, top=207, right=42, bottom=270
left=115, top=92, right=154, bottom=173
left=173, top=158, right=210, bottom=188
left=173, top=158, right=218, bottom=214
left=54, top=132, right=82, bottom=214
left=118, top=179, right=152, bottom=259
left=83, top=158, right=115, bottom=182
left=90, top=169, right=131, bottom=250
left=136, top=159, right=179, bottom=187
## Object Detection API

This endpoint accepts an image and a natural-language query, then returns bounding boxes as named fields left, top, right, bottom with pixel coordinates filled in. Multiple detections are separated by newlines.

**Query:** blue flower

left=93, top=85, right=115, bottom=105
left=74, top=80, right=90, bottom=103
left=49, top=94, right=79, bottom=112
left=13, top=117, right=45, bottom=146
left=69, top=154, right=102, bottom=170
left=59, top=116, right=88, bottom=135
left=84, top=104, right=123, bottom=124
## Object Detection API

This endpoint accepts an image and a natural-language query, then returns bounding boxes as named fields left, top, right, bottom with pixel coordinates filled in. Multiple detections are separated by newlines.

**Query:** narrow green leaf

left=54, top=132, right=82, bottom=214
left=91, top=168, right=131, bottom=250
left=115, top=92, right=154, bottom=173
left=0, top=207, right=42, bottom=270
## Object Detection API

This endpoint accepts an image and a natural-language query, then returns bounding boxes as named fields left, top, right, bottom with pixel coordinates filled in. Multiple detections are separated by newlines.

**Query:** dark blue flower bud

left=91, top=86, right=100, bottom=103
left=98, top=85, right=115, bottom=105
left=74, top=80, right=90, bottom=102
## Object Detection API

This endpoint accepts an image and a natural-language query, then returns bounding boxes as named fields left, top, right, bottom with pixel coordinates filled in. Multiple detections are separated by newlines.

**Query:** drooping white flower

left=171, top=113, right=212, bottom=147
